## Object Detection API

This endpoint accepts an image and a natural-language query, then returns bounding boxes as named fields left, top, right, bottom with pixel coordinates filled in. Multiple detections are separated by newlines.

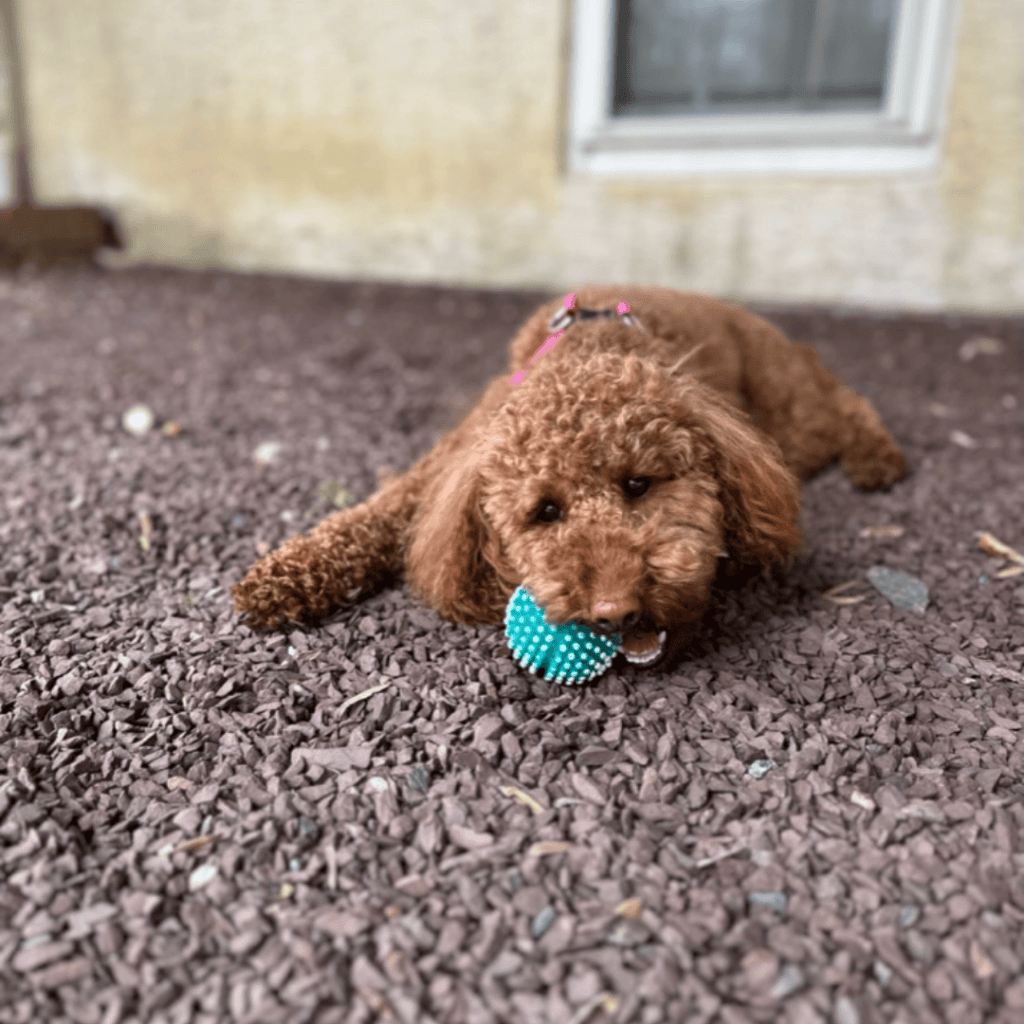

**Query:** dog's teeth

left=619, top=630, right=667, bottom=666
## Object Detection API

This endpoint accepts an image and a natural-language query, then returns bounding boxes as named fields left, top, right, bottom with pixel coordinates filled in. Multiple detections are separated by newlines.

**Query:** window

left=568, top=0, right=959, bottom=174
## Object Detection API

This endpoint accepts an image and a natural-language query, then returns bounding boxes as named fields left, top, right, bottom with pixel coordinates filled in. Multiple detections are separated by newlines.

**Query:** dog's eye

left=534, top=500, right=562, bottom=523
left=622, top=476, right=652, bottom=499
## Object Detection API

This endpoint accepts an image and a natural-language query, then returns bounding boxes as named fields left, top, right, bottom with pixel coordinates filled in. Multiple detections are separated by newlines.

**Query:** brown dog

left=234, top=286, right=909, bottom=670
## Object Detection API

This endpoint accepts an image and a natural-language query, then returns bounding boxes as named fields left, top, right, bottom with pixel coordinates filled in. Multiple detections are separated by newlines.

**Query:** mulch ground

left=0, top=262, right=1021, bottom=1024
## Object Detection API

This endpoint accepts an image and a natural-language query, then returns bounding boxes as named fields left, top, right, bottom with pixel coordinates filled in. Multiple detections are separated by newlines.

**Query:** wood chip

left=528, top=841, right=572, bottom=856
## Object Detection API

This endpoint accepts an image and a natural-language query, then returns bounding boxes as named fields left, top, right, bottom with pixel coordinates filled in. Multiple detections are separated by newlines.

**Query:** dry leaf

left=823, top=581, right=866, bottom=606
left=138, top=511, right=152, bottom=551
left=995, top=565, right=1024, bottom=579
left=958, top=336, right=1004, bottom=361
left=569, top=992, right=619, bottom=1024
left=858, top=524, right=904, bottom=539
left=615, top=897, right=643, bottom=919
left=977, top=532, right=1024, bottom=565
left=337, top=681, right=390, bottom=717
left=176, top=835, right=215, bottom=854
left=498, top=784, right=545, bottom=815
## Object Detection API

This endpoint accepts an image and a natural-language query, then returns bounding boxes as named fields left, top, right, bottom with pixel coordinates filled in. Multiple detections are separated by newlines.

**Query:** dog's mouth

left=617, top=628, right=668, bottom=667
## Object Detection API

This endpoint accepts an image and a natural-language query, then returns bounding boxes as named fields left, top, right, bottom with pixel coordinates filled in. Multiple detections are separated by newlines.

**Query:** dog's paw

left=232, top=556, right=330, bottom=630
left=232, top=574, right=305, bottom=630
left=842, top=444, right=910, bottom=491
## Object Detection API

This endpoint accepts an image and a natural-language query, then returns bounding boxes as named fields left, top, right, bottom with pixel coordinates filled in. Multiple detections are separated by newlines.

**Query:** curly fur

left=233, top=286, right=909, bottom=662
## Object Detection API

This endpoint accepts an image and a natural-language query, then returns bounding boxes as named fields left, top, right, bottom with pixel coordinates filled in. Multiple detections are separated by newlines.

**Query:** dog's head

left=406, top=343, right=801, bottom=664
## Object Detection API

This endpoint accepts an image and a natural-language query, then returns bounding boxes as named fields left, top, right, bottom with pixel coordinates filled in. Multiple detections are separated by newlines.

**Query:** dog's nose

left=590, top=598, right=641, bottom=636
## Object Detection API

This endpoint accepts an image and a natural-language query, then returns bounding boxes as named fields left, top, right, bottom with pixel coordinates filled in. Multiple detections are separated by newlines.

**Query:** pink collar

left=510, top=293, right=639, bottom=388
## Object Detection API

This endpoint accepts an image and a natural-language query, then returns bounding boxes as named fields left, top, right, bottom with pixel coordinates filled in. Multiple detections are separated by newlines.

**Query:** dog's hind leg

left=832, top=385, right=911, bottom=491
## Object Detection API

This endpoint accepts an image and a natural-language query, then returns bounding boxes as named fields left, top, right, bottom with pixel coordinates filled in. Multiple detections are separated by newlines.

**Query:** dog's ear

left=695, top=393, right=803, bottom=569
left=405, top=451, right=513, bottom=625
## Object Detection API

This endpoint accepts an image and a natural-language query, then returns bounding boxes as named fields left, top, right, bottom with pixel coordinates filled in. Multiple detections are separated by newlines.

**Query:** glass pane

left=613, top=0, right=896, bottom=116
left=815, top=0, right=896, bottom=106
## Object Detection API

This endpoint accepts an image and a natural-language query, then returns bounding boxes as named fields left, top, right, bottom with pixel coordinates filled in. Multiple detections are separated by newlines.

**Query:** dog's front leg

left=232, top=472, right=421, bottom=630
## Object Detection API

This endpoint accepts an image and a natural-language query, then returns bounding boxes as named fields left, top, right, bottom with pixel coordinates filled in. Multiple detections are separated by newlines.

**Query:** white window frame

left=567, top=0, right=960, bottom=175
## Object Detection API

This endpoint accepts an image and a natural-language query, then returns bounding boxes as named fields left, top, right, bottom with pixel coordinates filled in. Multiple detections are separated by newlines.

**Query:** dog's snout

left=590, top=597, right=641, bottom=636
left=591, top=611, right=640, bottom=636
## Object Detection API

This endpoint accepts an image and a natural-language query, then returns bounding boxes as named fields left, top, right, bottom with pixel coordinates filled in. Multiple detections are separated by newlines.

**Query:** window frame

left=567, top=0, right=961, bottom=175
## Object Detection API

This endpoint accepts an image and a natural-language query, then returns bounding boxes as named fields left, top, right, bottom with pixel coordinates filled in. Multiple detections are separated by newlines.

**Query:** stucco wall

left=14, top=0, right=1023, bottom=311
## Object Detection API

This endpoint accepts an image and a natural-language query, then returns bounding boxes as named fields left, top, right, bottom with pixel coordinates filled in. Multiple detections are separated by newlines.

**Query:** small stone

left=1004, top=980, right=1024, bottom=1009
left=741, top=948, right=779, bottom=991
left=605, top=920, right=647, bottom=948
left=748, top=891, right=787, bottom=915
left=958, top=336, right=1004, bottom=361
left=252, top=441, right=282, bottom=465
left=850, top=791, right=876, bottom=811
left=448, top=824, right=493, bottom=850
left=748, top=759, right=775, bottom=778
left=969, top=939, right=996, bottom=979
left=531, top=906, right=555, bottom=938
left=512, top=886, right=549, bottom=915
left=13, top=940, right=74, bottom=973
left=834, top=994, right=860, bottom=1024
left=576, top=746, right=616, bottom=767
left=866, top=566, right=929, bottom=615
left=122, top=404, right=155, bottom=436
left=29, top=956, right=92, bottom=988
left=394, top=874, right=432, bottom=898
left=770, top=964, right=804, bottom=999
left=357, top=616, right=380, bottom=636
left=188, top=864, right=218, bottom=891
left=949, top=430, right=978, bottom=449
left=899, top=905, right=920, bottom=927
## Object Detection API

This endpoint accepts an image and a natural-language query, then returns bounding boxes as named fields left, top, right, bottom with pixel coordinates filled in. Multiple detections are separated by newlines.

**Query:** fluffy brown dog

left=233, top=286, right=909, bottom=670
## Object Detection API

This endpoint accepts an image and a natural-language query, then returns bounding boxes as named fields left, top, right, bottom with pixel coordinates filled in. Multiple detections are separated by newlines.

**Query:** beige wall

left=13, top=0, right=1023, bottom=311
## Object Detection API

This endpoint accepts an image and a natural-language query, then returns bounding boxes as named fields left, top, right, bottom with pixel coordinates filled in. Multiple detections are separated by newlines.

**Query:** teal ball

left=504, top=586, right=620, bottom=685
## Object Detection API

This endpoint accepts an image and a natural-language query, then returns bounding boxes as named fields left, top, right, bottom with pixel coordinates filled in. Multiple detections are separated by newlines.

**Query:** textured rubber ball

left=504, top=586, right=620, bottom=685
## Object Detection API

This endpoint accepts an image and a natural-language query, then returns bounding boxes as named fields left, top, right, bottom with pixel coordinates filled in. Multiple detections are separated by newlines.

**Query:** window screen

left=613, top=0, right=897, bottom=117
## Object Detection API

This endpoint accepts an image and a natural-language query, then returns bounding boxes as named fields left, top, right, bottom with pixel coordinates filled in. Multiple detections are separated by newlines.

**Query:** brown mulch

left=0, top=262, right=1021, bottom=1024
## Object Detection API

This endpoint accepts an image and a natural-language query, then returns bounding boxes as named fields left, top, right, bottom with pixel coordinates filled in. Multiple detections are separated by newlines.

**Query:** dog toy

left=504, top=585, right=620, bottom=685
